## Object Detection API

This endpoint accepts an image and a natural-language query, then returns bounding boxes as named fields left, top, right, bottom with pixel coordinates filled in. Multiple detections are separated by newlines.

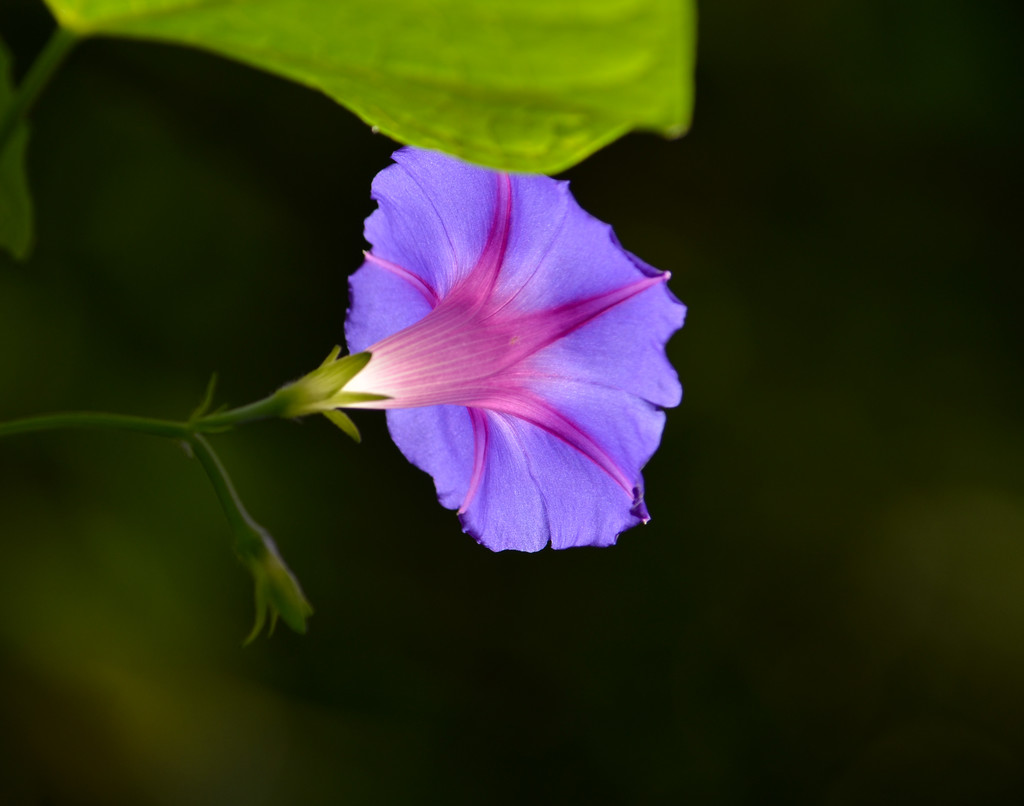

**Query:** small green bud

left=243, top=539, right=314, bottom=643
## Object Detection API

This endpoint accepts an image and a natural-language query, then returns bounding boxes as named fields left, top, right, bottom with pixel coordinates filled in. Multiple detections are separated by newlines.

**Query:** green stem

left=0, top=411, right=190, bottom=440
left=0, top=408, right=272, bottom=559
left=192, top=391, right=292, bottom=431
left=0, top=410, right=261, bottom=557
left=0, top=396, right=287, bottom=441
left=187, top=433, right=266, bottom=559
left=0, top=412, right=253, bottom=552
left=0, top=27, right=78, bottom=159
left=0, top=404, right=313, bottom=638
left=189, top=433, right=312, bottom=640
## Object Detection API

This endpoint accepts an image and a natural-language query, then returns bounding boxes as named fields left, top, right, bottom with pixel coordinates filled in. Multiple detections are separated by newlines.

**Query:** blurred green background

left=1, top=1, right=1022, bottom=803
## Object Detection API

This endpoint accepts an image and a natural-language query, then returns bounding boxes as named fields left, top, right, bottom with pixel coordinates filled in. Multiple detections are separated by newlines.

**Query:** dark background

left=1, top=1, right=1022, bottom=803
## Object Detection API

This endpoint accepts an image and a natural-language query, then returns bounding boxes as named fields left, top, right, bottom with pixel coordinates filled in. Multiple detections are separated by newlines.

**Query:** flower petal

left=345, top=255, right=434, bottom=353
left=386, top=382, right=662, bottom=551
left=500, top=186, right=668, bottom=313
left=385, top=405, right=548, bottom=552
left=455, top=413, right=552, bottom=552
left=485, top=173, right=572, bottom=302
left=530, top=280, right=686, bottom=408
left=345, top=147, right=685, bottom=553
left=363, top=148, right=497, bottom=297
left=383, top=404, right=474, bottom=512
left=460, top=411, right=645, bottom=551
left=524, top=379, right=667, bottom=488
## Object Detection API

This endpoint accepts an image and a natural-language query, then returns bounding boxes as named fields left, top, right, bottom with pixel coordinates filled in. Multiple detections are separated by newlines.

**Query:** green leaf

left=0, top=38, right=33, bottom=260
left=44, top=0, right=695, bottom=173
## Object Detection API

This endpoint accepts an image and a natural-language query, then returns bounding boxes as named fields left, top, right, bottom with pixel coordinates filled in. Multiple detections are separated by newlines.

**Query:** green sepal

left=323, top=409, right=361, bottom=443
left=272, top=348, right=386, bottom=419
left=331, top=392, right=390, bottom=405
left=316, top=348, right=371, bottom=391
left=318, top=344, right=343, bottom=367
left=189, top=372, right=219, bottom=421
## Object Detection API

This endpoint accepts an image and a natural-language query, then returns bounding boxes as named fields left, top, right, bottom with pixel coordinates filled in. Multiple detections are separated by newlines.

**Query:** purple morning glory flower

left=340, top=147, right=685, bottom=552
